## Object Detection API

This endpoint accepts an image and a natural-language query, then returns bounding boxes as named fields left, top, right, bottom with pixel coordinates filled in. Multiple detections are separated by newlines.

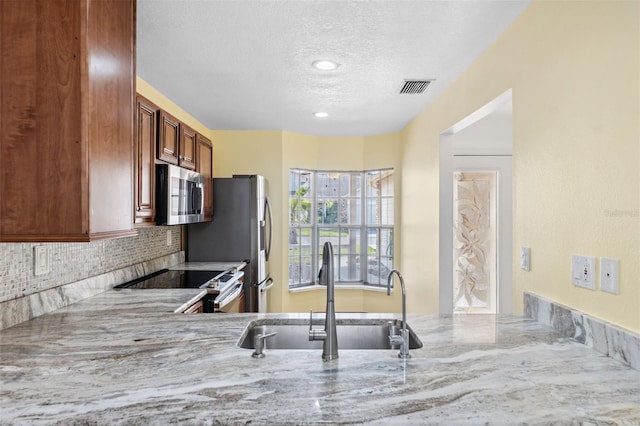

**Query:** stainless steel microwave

left=156, top=164, right=205, bottom=225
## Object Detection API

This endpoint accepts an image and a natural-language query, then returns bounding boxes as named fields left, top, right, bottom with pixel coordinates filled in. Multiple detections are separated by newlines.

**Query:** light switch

left=571, top=255, right=596, bottom=290
left=600, top=258, right=619, bottom=294
left=166, top=229, right=172, bottom=246
left=520, top=247, right=531, bottom=271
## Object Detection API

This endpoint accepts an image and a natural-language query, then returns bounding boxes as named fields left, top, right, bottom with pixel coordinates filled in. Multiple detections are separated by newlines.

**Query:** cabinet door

left=158, top=110, right=179, bottom=165
left=134, top=95, right=158, bottom=226
left=0, top=0, right=136, bottom=241
left=179, top=123, right=197, bottom=170
left=196, top=133, right=213, bottom=220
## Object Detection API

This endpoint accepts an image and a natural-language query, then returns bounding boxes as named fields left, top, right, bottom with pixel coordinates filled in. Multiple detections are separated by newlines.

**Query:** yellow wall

left=209, top=130, right=404, bottom=313
left=136, top=77, right=210, bottom=137
left=402, top=1, right=640, bottom=331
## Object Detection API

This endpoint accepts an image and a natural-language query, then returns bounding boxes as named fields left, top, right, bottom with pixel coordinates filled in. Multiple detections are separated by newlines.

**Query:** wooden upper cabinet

left=179, top=123, right=197, bottom=170
left=0, top=0, right=136, bottom=241
left=157, top=111, right=197, bottom=170
left=158, top=110, right=180, bottom=165
left=196, top=134, right=214, bottom=221
left=134, top=95, right=158, bottom=226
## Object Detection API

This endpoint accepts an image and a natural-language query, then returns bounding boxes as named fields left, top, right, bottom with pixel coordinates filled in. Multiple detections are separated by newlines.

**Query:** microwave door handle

left=197, top=187, right=203, bottom=213
left=190, top=186, right=202, bottom=213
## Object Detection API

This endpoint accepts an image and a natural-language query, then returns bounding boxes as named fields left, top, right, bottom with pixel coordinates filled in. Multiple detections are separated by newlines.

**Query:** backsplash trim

left=524, top=292, right=640, bottom=371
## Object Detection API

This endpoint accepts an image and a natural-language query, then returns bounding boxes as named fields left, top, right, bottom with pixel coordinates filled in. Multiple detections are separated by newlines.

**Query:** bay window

left=288, top=168, right=394, bottom=288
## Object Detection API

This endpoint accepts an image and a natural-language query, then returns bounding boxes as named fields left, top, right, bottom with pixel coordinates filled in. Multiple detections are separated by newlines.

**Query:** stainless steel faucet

left=309, top=242, right=339, bottom=361
left=387, top=269, right=411, bottom=358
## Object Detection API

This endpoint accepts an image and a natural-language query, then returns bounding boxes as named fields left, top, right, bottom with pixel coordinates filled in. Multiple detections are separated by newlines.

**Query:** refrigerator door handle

left=264, top=196, right=273, bottom=261
left=260, top=277, right=274, bottom=293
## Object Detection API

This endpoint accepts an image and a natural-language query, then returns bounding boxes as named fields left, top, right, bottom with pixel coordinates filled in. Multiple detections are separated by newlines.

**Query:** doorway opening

left=439, top=90, right=513, bottom=314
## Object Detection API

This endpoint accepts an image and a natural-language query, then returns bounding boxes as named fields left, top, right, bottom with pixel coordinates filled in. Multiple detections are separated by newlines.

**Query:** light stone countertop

left=1, top=289, right=640, bottom=425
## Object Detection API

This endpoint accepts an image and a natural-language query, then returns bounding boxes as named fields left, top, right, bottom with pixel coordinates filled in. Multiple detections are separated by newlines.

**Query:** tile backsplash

left=0, top=227, right=181, bottom=303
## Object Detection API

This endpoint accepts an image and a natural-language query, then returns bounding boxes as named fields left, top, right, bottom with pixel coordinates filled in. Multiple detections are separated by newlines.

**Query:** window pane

left=338, top=228, right=360, bottom=255
left=366, top=256, right=394, bottom=285
left=365, top=229, right=393, bottom=285
left=366, top=171, right=380, bottom=197
left=318, top=228, right=340, bottom=283
left=289, top=254, right=313, bottom=286
left=318, top=227, right=334, bottom=271
left=289, top=170, right=312, bottom=226
left=366, top=198, right=379, bottom=225
left=317, top=199, right=338, bottom=224
left=380, top=228, right=394, bottom=257
left=337, top=173, right=361, bottom=197
left=381, top=197, right=394, bottom=225
left=339, top=198, right=361, bottom=225
left=341, top=255, right=361, bottom=281
left=380, top=171, right=393, bottom=196
left=339, top=227, right=361, bottom=282
left=288, top=227, right=312, bottom=250
left=318, top=172, right=339, bottom=197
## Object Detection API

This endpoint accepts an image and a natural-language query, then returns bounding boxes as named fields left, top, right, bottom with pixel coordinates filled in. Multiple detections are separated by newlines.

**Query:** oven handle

left=214, top=283, right=242, bottom=310
left=200, top=270, right=244, bottom=289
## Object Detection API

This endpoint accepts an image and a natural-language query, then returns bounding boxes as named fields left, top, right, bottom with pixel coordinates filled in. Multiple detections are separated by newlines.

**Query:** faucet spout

left=309, top=242, right=339, bottom=360
left=387, top=269, right=410, bottom=359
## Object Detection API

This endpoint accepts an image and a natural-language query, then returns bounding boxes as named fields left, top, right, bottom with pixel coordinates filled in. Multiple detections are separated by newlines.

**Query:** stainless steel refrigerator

left=186, top=175, right=272, bottom=312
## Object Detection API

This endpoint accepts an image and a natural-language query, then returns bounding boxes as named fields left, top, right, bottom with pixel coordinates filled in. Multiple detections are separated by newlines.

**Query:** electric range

left=113, top=264, right=246, bottom=312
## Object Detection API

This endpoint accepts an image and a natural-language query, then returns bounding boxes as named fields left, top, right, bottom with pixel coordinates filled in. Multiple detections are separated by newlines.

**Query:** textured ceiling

left=137, top=0, right=530, bottom=137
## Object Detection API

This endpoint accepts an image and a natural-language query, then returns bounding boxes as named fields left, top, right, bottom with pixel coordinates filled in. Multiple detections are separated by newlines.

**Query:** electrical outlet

left=166, top=229, right=172, bottom=246
left=600, top=258, right=619, bottom=294
left=520, top=247, right=531, bottom=271
left=34, top=246, right=50, bottom=276
left=571, top=255, right=596, bottom=290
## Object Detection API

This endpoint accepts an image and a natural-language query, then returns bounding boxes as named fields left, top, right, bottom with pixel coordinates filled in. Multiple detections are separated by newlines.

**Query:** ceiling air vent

left=399, top=79, right=431, bottom=94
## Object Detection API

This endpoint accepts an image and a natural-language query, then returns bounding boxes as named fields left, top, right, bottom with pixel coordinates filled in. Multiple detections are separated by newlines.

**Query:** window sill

left=288, top=284, right=390, bottom=294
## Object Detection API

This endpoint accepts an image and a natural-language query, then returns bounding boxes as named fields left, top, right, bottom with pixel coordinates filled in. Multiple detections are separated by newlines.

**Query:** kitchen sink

left=237, top=318, right=422, bottom=350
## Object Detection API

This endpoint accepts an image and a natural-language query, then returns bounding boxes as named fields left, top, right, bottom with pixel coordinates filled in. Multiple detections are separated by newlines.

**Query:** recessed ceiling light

left=312, top=60, right=339, bottom=71
left=314, top=112, right=329, bottom=118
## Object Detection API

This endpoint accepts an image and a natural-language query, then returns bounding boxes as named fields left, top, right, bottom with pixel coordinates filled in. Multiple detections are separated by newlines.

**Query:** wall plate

left=571, top=255, right=595, bottom=290
left=600, top=258, right=619, bottom=294
left=520, top=247, right=531, bottom=271
left=34, top=246, right=50, bottom=276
